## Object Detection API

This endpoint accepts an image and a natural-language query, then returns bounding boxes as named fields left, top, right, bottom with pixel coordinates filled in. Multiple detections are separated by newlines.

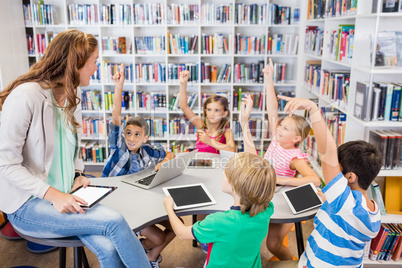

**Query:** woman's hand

left=179, top=70, right=190, bottom=85
left=71, top=175, right=91, bottom=192
left=197, top=129, right=211, bottom=145
left=113, top=63, right=125, bottom=90
left=278, top=95, right=318, bottom=117
left=44, top=188, right=87, bottom=214
left=240, top=94, right=253, bottom=128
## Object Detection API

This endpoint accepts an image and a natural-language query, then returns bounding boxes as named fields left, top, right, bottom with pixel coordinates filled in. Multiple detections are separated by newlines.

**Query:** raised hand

left=113, top=63, right=125, bottom=90
left=263, top=58, right=274, bottom=80
left=240, top=94, right=253, bottom=128
left=179, top=70, right=190, bottom=85
left=278, top=95, right=318, bottom=117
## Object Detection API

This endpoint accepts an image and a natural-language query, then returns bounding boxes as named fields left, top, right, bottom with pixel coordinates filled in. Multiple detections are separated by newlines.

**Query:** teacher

left=0, top=29, right=150, bottom=268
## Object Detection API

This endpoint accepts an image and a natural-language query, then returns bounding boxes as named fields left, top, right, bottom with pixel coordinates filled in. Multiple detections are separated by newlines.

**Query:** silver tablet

left=282, top=183, right=323, bottom=214
left=163, top=183, right=217, bottom=210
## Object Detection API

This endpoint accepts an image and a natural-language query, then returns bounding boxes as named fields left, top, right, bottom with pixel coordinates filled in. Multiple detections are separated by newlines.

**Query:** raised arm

left=277, top=159, right=321, bottom=187
left=279, top=96, right=340, bottom=185
left=263, top=58, right=279, bottom=135
left=240, top=94, right=257, bottom=155
left=178, top=70, right=203, bottom=129
left=111, top=64, right=125, bottom=127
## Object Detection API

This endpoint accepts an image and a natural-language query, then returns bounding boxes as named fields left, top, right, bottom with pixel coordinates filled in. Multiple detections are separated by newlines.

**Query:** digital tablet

left=282, top=183, right=323, bottom=214
left=163, top=183, right=216, bottom=210
left=70, top=185, right=117, bottom=209
left=187, top=159, right=215, bottom=169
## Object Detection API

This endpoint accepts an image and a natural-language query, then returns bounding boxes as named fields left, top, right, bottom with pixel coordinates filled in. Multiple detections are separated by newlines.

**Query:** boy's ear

left=143, top=135, right=149, bottom=143
left=345, top=172, right=358, bottom=184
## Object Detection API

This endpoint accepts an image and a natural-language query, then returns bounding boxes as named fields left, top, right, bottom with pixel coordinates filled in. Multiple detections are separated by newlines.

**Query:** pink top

left=264, top=133, right=308, bottom=177
left=196, top=127, right=228, bottom=154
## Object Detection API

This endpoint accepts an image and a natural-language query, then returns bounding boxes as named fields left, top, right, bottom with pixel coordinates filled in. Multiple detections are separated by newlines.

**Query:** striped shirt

left=264, top=134, right=307, bottom=177
left=299, top=172, right=381, bottom=268
left=101, top=123, right=166, bottom=177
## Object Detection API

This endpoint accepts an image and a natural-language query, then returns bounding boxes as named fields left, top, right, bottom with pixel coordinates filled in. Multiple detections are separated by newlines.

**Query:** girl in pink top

left=179, top=71, right=235, bottom=154
left=240, top=58, right=320, bottom=261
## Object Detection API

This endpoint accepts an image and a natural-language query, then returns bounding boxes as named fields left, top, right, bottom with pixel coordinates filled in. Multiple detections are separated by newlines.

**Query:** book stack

left=368, top=223, right=402, bottom=262
left=354, top=82, right=402, bottom=122
left=169, top=93, right=198, bottom=111
left=81, top=90, right=102, bottom=111
left=201, top=33, right=230, bottom=54
left=82, top=117, right=106, bottom=139
left=99, top=4, right=116, bottom=25
left=80, top=142, right=106, bottom=163
left=24, top=3, right=57, bottom=25
left=200, top=3, right=233, bottom=24
left=233, top=90, right=263, bottom=112
left=321, top=70, right=350, bottom=109
left=102, top=61, right=133, bottom=83
left=169, top=118, right=197, bottom=136
left=234, top=34, right=266, bottom=55
left=305, top=27, right=323, bottom=56
left=200, top=62, right=231, bottom=83
left=167, top=32, right=198, bottom=55
left=268, top=4, right=300, bottom=25
left=268, top=33, right=299, bottom=55
left=307, top=0, right=358, bottom=19
left=167, top=4, right=199, bottom=25
left=135, top=63, right=166, bottom=84
left=134, top=35, right=166, bottom=55
left=321, top=107, right=347, bottom=146
left=369, top=130, right=402, bottom=170
left=68, top=4, right=98, bottom=25
left=304, top=61, right=321, bottom=92
left=102, top=37, right=131, bottom=55
left=234, top=62, right=264, bottom=84
left=326, top=24, right=355, bottom=64
left=144, top=118, right=167, bottom=138
left=167, top=63, right=198, bottom=83
left=273, top=63, right=287, bottom=84
left=133, top=3, right=165, bottom=25
left=235, top=3, right=269, bottom=25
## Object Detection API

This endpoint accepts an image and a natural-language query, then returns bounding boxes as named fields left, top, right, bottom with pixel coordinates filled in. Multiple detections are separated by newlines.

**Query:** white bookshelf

left=22, top=0, right=304, bottom=166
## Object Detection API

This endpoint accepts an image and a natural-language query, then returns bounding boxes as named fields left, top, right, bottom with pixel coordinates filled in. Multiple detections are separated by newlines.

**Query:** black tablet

left=282, top=183, right=323, bottom=214
left=70, top=185, right=117, bottom=209
left=163, top=183, right=216, bottom=210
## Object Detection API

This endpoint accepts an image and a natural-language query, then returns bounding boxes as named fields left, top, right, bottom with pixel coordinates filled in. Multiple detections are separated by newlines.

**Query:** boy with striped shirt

left=266, top=97, right=382, bottom=268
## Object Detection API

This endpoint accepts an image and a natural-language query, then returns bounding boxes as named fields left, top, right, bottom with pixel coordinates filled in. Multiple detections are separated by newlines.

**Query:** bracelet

left=74, top=172, right=86, bottom=180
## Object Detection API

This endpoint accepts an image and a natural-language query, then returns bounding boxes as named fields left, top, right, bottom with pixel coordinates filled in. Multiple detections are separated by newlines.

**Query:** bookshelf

left=301, top=1, right=402, bottom=266
left=21, top=0, right=304, bottom=167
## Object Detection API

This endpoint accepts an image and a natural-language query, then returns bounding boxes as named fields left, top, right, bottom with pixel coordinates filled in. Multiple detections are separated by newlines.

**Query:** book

left=370, top=224, right=390, bottom=260
left=392, top=224, right=402, bottom=261
left=391, top=85, right=401, bottom=121
left=372, top=180, right=387, bottom=215
left=382, top=0, right=399, bottom=12
left=354, top=81, right=371, bottom=121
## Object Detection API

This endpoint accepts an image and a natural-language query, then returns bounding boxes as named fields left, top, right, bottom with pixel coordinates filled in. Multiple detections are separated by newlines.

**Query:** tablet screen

left=188, top=159, right=214, bottom=168
left=71, top=185, right=117, bottom=209
left=283, top=184, right=322, bottom=213
left=163, top=183, right=216, bottom=210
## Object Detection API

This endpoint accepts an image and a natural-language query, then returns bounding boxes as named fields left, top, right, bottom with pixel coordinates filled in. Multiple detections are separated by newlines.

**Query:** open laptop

left=121, top=150, right=197, bottom=190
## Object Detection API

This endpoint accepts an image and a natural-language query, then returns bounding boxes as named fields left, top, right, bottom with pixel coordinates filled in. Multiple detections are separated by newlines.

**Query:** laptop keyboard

left=137, top=173, right=157, bottom=186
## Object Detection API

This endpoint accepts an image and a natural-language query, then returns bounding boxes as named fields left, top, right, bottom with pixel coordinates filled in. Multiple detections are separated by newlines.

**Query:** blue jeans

left=7, top=198, right=150, bottom=268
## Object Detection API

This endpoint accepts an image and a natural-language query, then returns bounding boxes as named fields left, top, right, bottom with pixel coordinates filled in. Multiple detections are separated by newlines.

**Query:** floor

left=0, top=170, right=314, bottom=268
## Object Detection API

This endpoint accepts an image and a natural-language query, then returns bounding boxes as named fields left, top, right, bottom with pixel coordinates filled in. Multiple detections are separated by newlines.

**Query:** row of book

left=169, top=93, right=198, bottom=111
left=372, top=0, right=402, bottom=13
left=133, top=3, right=165, bottom=25
left=234, top=63, right=264, bottom=84
left=305, top=27, right=324, bottom=56
left=201, top=34, right=230, bottom=55
left=354, top=81, right=402, bottom=122
left=272, top=63, right=288, bottom=84
left=23, top=3, right=56, bottom=25
left=367, top=223, right=402, bottom=262
left=134, top=36, right=166, bottom=55
left=326, top=24, right=355, bottom=64
left=321, top=70, right=350, bottom=110
left=102, top=91, right=167, bottom=112
left=321, top=108, right=347, bottom=146
left=102, top=61, right=134, bottom=83
left=268, top=4, right=301, bottom=25
left=233, top=118, right=269, bottom=140
left=167, top=33, right=198, bottom=55
left=369, top=130, right=402, bottom=170
left=102, top=36, right=131, bottom=55
left=80, top=142, right=106, bottom=163
left=233, top=91, right=264, bottom=112
left=82, top=117, right=106, bottom=139
left=169, top=118, right=197, bottom=135
left=307, top=0, right=358, bottom=20
left=268, top=34, right=299, bottom=55
left=200, top=4, right=233, bottom=24
left=304, top=61, right=322, bottom=92
left=234, top=34, right=266, bottom=55
left=167, top=63, right=198, bottom=83
left=135, top=63, right=166, bottom=84
left=200, top=62, right=231, bottom=84
left=82, top=91, right=102, bottom=111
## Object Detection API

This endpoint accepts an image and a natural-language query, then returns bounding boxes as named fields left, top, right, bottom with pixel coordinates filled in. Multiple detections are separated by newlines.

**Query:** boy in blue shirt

left=265, top=96, right=382, bottom=268
left=102, top=64, right=175, bottom=267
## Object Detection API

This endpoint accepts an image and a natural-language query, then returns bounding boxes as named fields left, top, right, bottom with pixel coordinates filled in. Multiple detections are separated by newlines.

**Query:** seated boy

left=164, top=152, right=277, bottom=267
left=101, top=64, right=175, bottom=267
left=265, top=96, right=382, bottom=268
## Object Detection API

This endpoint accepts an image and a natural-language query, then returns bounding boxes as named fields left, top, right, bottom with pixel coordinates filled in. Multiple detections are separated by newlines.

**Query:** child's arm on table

left=163, top=196, right=195, bottom=240
left=279, top=96, right=340, bottom=184
left=155, top=152, right=175, bottom=171
left=240, top=94, right=258, bottom=155
left=264, top=58, right=279, bottom=135
left=111, top=63, right=125, bottom=127
left=277, top=159, right=321, bottom=187
left=179, top=70, right=203, bottom=129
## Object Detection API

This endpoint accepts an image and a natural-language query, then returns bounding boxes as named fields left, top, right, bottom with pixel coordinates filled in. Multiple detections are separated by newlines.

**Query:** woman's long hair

left=0, top=29, right=98, bottom=130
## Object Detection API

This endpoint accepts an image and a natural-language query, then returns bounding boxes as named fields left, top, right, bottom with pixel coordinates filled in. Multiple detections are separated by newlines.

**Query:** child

left=241, top=58, right=320, bottom=260
left=179, top=70, right=235, bottom=153
left=264, top=96, right=382, bottom=268
left=101, top=64, right=175, bottom=267
left=164, top=152, right=276, bottom=267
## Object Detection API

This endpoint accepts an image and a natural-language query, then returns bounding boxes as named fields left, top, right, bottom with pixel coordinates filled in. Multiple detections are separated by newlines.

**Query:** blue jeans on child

left=7, top=198, right=150, bottom=268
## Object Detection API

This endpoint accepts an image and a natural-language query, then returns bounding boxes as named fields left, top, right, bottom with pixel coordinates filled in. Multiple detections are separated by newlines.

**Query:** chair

left=14, top=230, right=89, bottom=268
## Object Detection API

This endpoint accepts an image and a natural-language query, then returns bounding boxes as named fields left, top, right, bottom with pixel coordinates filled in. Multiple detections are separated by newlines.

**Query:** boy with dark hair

left=265, top=97, right=382, bottom=268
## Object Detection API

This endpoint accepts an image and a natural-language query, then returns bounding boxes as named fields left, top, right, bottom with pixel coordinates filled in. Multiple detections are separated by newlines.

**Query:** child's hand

left=197, top=129, right=211, bottom=145
left=240, top=94, right=253, bottom=128
left=263, top=58, right=274, bottom=80
left=179, top=70, right=190, bottom=85
left=316, top=188, right=326, bottom=202
left=164, top=195, right=175, bottom=210
left=113, top=63, right=125, bottom=90
left=155, top=161, right=163, bottom=171
left=278, top=95, right=318, bottom=117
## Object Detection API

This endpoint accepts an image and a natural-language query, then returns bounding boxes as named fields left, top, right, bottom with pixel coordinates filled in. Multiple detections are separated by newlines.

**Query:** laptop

left=121, top=150, right=197, bottom=190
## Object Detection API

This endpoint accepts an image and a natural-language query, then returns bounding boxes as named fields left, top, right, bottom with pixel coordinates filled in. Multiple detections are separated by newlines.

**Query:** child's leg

left=140, top=225, right=166, bottom=250
left=266, top=223, right=294, bottom=260
left=147, top=220, right=176, bottom=262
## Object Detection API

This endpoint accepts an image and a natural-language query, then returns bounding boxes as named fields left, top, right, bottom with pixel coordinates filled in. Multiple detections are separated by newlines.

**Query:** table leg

left=295, top=222, right=304, bottom=258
